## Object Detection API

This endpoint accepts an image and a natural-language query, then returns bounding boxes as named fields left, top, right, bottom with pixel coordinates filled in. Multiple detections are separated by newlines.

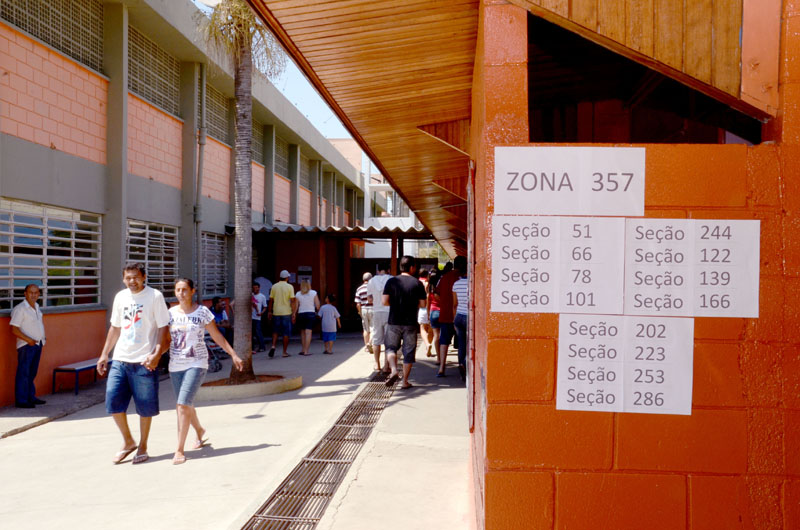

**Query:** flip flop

left=400, top=383, right=414, bottom=389
left=112, top=445, right=137, bottom=465
left=282, top=353, right=291, bottom=358
left=172, top=454, right=187, bottom=465
left=385, top=373, right=399, bottom=387
left=193, top=436, right=209, bottom=450
left=132, top=452, right=149, bottom=465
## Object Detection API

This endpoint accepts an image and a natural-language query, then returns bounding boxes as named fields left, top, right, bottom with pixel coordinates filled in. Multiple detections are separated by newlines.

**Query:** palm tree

left=202, top=0, right=285, bottom=383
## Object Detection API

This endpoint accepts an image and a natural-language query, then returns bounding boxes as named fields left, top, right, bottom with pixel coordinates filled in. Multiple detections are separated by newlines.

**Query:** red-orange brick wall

left=0, top=310, right=107, bottom=405
left=322, top=198, right=329, bottom=226
left=252, top=162, right=264, bottom=212
left=344, top=211, right=351, bottom=227
left=127, top=93, right=181, bottom=188
left=299, top=186, right=311, bottom=226
left=274, top=174, right=290, bottom=222
left=471, top=1, right=800, bottom=529
left=0, top=21, right=106, bottom=164
left=202, top=138, right=230, bottom=203
left=335, top=206, right=340, bottom=226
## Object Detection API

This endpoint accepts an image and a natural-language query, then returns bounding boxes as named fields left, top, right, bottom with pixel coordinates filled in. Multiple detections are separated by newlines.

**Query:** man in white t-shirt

left=97, top=263, right=170, bottom=465
left=366, top=262, right=391, bottom=372
left=251, top=282, right=268, bottom=352
left=10, top=284, right=46, bottom=408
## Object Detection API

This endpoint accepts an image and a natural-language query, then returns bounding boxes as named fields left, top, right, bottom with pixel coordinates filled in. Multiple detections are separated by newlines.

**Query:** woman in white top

left=166, top=278, right=243, bottom=465
left=293, top=280, right=320, bottom=356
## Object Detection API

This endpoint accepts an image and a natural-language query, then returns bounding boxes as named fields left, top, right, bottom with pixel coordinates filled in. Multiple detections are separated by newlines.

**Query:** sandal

left=112, top=445, right=137, bottom=465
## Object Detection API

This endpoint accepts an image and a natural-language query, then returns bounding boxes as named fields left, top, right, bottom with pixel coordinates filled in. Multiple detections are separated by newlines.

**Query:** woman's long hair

left=300, top=279, right=311, bottom=294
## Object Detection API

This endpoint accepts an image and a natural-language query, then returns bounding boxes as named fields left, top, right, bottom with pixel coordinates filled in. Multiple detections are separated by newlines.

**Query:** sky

left=191, top=0, right=351, bottom=140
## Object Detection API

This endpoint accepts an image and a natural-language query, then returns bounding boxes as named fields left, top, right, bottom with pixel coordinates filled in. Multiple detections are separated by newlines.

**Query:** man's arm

left=382, top=294, right=390, bottom=306
left=97, top=326, right=121, bottom=376
left=10, top=325, right=36, bottom=346
left=452, top=291, right=459, bottom=314
left=142, top=326, right=168, bottom=371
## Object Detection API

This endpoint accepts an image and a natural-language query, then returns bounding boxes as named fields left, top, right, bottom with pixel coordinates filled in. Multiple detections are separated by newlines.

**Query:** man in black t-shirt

left=382, top=255, right=427, bottom=389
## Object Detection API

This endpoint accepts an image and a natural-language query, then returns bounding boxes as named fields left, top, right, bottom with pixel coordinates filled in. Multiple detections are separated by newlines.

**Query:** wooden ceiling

left=247, top=0, right=478, bottom=256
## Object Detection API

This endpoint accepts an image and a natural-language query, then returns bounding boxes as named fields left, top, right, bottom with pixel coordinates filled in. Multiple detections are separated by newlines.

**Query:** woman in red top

left=427, top=271, right=445, bottom=375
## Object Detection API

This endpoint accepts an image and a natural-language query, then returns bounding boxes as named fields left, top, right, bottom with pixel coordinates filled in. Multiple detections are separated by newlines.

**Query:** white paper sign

left=693, top=220, right=760, bottom=318
left=624, top=219, right=695, bottom=316
left=557, top=314, right=694, bottom=415
left=494, top=146, right=645, bottom=216
left=491, top=216, right=625, bottom=314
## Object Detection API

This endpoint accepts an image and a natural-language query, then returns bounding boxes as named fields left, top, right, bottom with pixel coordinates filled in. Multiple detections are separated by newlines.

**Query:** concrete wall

left=471, top=2, right=800, bottom=529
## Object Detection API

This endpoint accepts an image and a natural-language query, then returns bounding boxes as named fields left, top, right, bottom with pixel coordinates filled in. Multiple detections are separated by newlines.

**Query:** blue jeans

left=105, top=361, right=160, bottom=417
left=252, top=319, right=265, bottom=350
left=454, top=313, right=468, bottom=368
left=273, top=314, right=292, bottom=337
left=170, top=367, right=207, bottom=406
left=15, top=343, right=42, bottom=404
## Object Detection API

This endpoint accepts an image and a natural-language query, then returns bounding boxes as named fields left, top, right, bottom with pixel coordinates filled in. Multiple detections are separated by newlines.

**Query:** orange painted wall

left=299, top=187, right=312, bottom=226
left=0, top=310, right=107, bottom=405
left=322, top=199, right=329, bottom=226
left=0, top=21, right=106, bottom=164
left=345, top=211, right=351, bottom=227
left=335, top=206, right=341, bottom=226
left=274, top=174, right=291, bottom=222
left=127, top=93, right=182, bottom=188
left=471, top=1, right=800, bottom=529
left=252, top=162, right=265, bottom=212
left=202, top=138, right=230, bottom=203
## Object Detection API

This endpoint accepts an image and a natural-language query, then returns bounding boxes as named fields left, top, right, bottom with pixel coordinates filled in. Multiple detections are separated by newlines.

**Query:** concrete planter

left=194, top=373, right=302, bottom=402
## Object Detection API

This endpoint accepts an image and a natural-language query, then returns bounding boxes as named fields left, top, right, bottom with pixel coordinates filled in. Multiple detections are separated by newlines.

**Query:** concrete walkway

left=0, top=333, right=474, bottom=530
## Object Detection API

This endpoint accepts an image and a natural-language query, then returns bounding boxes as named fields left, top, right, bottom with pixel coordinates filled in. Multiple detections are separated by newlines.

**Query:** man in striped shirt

left=355, top=272, right=373, bottom=353
left=452, top=258, right=469, bottom=382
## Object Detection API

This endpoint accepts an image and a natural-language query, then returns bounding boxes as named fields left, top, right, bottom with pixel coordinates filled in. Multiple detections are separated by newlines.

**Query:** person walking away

left=382, top=256, right=427, bottom=389
left=251, top=282, right=267, bottom=352
left=210, top=296, right=233, bottom=344
left=417, top=269, right=433, bottom=357
left=268, top=270, right=296, bottom=358
left=427, top=271, right=443, bottom=374
left=166, top=278, right=244, bottom=465
left=435, top=256, right=465, bottom=377
left=254, top=274, right=273, bottom=340
left=97, top=263, right=170, bottom=465
left=318, top=294, right=341, bottom=354
left=10, top=284, right=46, bottom=408
left=367, top=263, right=391, bottom=372
left=354, top=272, right=373, bottom=354
left=452, top=262, right=469, bottom=382
left=294, top=280, right=320, bottom=355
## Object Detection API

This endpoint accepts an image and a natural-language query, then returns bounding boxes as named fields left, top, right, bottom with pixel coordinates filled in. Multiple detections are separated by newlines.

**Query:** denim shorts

left=429, top=309, right=441, bottom=329
left=439, top=322, right=455, bottom=345
left=273, top=314, right=292, bottom=336
left=105, top=361, right=159, bottom=417
left=322, top=331, right=337, bottom=342
left=298, top=312, right=316, bottom=330
left=170, top=367, right=207, bottom=407
left=385, top=324, right=418, bottom=364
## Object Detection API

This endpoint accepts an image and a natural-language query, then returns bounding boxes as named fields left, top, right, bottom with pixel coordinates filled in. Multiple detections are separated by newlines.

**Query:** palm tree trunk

left=230, top=40, right=256, bottom=383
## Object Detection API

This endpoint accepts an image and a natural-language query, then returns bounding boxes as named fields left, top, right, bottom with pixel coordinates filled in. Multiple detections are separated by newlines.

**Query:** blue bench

left=52, top=357, right=105, bottom=395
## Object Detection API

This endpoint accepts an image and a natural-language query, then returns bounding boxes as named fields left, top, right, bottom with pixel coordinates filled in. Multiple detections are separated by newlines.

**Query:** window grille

left=201, top=232, right=227, bottom=296
left=128, top=26, right=180, bottom=116
left=275, top=136, right=289, bottom=177
left=204, top=83, right=230, bottom=144
left=300, top=155, right=311, bottom=189
left=252, top=120, right=264, bottom=163
left=125, top=220, right=179, bottom=298
left=0, top=199, right=101, bottom=310
left=1, top=0, right=103, bottom=72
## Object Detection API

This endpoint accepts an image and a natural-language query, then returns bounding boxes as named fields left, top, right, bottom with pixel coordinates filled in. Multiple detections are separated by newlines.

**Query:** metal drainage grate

left=242, top=372, right=396, bottom=530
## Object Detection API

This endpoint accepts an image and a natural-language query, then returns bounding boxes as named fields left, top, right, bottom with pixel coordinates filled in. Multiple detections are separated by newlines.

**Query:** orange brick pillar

left=470, top=1, right=800, bottom=529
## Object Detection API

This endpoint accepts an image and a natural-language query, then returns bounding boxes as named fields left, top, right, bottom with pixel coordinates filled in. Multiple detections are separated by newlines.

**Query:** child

left=318, top=294, right=341, bottom=354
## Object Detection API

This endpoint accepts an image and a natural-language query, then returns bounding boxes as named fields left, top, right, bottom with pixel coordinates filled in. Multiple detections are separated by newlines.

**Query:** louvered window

left=1, top=0, right=103, bottom=72
left=275, top=136, right=288, bottom=177
left=204, top=83, right=230, bottom=144
left=201, top=232, right=227, bottom=296
left=126, top=220, right=179, bottom=297
left=252, top=120, right=264, bottom=163
left=0, top=199, right=101, bottom=310
left=128, top=26, right=180, bottom=116
left=300, top=155, right=311, bottom=189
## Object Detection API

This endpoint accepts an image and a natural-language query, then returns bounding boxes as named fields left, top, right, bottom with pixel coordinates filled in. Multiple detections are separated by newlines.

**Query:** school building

left=249, top=0, right=800, bottom=528
left=0, top=0, right=435, bottom=407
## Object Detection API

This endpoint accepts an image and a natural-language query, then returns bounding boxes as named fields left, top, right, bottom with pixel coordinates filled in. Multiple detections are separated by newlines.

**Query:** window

left=126, top=220, right=179, bottom=297
left=253, top=120, right=264, bottom=163
left=203, top=83, right=230, bottom=144
left=128, top=26, right=181, bottom=116
left=275, top=136, right=289, bottom=177
left=0, top=199, right=101, bottom=310
left=1, top=0, right=104, bottom=73
left=300, top=155, right=311, bottom=189
left=201, top=232, right=227, bottom=297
